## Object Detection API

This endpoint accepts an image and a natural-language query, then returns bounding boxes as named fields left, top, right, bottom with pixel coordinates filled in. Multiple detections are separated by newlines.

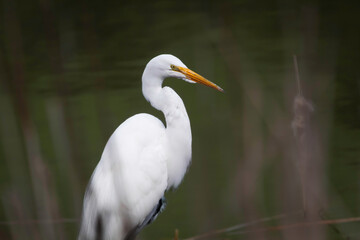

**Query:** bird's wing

left=94, top=113, right=168, bottom=226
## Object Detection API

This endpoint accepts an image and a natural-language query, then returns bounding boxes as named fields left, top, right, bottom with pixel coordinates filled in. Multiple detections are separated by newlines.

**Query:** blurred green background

left=0, top=0, right=359, bottom=239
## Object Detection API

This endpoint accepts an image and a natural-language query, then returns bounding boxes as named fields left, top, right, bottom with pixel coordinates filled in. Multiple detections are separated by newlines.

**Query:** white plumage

left=78, top=54, right=223, bottom=240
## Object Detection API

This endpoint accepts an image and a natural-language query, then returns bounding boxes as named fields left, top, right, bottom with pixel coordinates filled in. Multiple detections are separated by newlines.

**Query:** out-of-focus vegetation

left=0, top=0, right=359, bottom=239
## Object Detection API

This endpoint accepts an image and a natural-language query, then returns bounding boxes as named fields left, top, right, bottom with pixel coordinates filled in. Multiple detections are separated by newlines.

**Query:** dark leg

left=124, top=196, right=167, bottom=240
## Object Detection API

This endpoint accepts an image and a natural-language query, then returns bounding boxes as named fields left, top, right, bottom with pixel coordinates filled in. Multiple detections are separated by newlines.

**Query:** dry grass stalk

left=183, top=211, right=302, bottom=240
left=182, top=213, right=360, bottom=240
left=229, top=216, right=360, bottom=236
left=291, top=55, right=314, bottom=215
left=174, top=228, right=179, bottom=240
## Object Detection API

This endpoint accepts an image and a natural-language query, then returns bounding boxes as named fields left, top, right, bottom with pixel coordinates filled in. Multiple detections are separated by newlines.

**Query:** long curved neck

left=142, top=74, right=192, bottom=189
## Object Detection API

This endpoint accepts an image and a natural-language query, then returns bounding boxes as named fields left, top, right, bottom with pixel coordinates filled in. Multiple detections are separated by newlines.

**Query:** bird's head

left=144, top=54, right=223, bottom=92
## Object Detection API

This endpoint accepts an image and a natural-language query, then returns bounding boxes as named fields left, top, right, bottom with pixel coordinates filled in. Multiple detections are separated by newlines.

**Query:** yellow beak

left=176, top=66, right=224, bottom=92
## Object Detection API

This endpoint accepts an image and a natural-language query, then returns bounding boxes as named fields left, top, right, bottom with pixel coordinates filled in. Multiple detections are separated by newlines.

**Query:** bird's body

left=78, top=54, right=222, bottom=240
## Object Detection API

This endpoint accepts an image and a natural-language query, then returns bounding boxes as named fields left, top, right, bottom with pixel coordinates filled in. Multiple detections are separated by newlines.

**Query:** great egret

left=78, top=54, right=223, bottom=240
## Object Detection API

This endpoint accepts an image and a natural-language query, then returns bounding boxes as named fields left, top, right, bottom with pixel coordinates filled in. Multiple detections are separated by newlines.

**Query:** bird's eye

left=170, top=64, right=178, bottom=71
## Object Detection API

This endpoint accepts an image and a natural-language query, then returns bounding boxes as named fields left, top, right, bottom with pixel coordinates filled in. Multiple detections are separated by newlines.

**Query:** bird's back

left=79, top=113, right=168, bottom=240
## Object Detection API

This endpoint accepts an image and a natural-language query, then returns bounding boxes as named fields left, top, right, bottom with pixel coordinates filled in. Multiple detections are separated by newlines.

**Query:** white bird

left=78, top=54, right=223, bottom=240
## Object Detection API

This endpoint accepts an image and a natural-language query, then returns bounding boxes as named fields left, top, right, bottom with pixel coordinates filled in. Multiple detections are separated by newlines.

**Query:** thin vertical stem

left=293, top=55, right=302, bottom=96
